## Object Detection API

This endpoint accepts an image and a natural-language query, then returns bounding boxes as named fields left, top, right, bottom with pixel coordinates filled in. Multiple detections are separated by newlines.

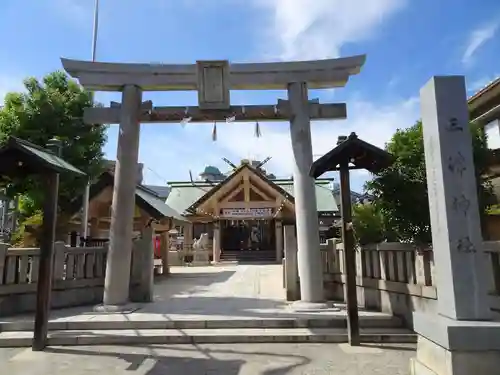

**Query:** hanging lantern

left=212, top=121, right=217, bottom=141
left=254, top=121, right=262, bottom=138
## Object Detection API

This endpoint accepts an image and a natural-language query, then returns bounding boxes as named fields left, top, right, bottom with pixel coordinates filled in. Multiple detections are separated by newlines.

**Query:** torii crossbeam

left=84, top=101, right=347, bottom=124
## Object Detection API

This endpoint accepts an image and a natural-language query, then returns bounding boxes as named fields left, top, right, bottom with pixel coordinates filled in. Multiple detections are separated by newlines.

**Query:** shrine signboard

left=221, top=208, right=273, bottom=219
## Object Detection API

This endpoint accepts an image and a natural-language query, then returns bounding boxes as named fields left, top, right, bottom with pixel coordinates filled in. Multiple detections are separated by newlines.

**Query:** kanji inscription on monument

left=456, top=236, right=476, bottom=253
left=447, top=117, right=463, bottom=132
left=447, top=152, right=467, bottom=176
left=452, top=194, right=471, bottom=215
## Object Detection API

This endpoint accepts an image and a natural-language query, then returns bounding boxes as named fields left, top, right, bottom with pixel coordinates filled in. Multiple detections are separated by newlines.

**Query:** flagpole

left=91, top=0, right=99, bottom=63
left=81, top=0, right=99, bottom=244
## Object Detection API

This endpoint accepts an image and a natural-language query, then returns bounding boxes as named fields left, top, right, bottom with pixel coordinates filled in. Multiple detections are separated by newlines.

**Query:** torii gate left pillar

left=62, top=56, right=366, bottom=307
left=103, top=85, right=142, bottom=306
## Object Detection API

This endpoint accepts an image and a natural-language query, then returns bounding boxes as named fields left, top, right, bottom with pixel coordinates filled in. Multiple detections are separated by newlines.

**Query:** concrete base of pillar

left=290, top=300, right=339, bottom=312
left=410, top=312, right=500, bottom=375
left=93, top=303, right=141, bottom=314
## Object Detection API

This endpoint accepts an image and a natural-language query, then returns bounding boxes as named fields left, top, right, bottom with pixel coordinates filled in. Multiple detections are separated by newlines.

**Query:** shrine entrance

left=221, top=219, right=275, bottom=252
left=186, top=161, right=295, bottom=262
left=61, top=55, right=366, bottom=307
left=220, top=219, right=275, bottom=262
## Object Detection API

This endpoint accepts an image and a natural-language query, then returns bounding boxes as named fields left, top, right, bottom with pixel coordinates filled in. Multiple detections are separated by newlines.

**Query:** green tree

left=365, top=120, right=492, bottom=245
left=0, top=71, right=107, bottom=219
left=352, top=203, right=385, bottom=245
left=352, top=203, right=398, bottom=245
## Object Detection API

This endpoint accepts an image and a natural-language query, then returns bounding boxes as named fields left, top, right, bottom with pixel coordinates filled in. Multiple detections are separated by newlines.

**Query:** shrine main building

left=147, top=159, right=343, bottom=262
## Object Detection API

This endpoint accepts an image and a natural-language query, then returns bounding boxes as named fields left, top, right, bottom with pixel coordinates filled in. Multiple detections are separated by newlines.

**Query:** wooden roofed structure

left=0, top=136, right=85, bottom=351
left=311, top=132, right=393, bottom=346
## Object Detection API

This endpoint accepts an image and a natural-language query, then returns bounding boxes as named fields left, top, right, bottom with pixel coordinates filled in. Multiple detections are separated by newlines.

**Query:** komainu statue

left=192, top=233, right=209, bottom=251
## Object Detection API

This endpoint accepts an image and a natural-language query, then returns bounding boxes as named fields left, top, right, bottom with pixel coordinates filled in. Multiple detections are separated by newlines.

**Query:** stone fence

left=0, top=237, right=157, bottom=316
left=319, top=239, right=500, bottom=326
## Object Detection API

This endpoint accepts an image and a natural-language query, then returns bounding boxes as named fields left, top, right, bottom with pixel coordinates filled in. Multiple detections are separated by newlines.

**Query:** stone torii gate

left=61, top=56, right=366, bottom=309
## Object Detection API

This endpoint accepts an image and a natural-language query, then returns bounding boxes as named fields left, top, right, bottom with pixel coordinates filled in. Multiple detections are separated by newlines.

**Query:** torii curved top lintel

left=61, top=55, right=366, bottom=92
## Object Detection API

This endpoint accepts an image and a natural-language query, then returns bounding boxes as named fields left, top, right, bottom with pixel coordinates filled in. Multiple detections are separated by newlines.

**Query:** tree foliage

left=352, top=203, right=398, bottom=245
left=365, top=120, right=492, bottom=245
left=0, top=71, right=107, bottom=219
left=352, top=203, right=385, bottom=245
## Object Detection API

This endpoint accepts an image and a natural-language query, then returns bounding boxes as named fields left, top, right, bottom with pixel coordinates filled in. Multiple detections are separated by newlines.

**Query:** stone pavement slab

left=1, top=264, right=398, bottom=326
left=1, top=343, right=416, bottom=374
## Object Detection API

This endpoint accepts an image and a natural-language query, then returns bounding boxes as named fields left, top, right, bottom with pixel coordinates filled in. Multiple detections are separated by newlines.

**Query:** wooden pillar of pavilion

left=310, top=132, right=393, bottom=346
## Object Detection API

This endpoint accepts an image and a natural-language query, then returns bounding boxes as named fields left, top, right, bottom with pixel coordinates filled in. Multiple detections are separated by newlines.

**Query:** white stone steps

left=0, top=327, right=416, bottom=347
left=0, top=316, right=403, bottom=332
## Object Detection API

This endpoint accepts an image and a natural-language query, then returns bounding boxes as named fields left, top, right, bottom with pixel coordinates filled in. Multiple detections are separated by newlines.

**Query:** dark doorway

left=221, top=219, right=275, bottom=252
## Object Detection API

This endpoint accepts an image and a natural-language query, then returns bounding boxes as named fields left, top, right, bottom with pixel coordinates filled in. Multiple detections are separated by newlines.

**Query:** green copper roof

left=166, top=182, right=214, bottom=215
left=202, top=165, right=222, bottom=175
left=277, top=180, right=338, bottom=212
left=165, top=178, right=338, bottom=215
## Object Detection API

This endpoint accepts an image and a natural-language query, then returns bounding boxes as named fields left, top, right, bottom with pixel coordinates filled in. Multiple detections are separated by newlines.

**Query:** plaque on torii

left=196, top=60, right=231, bottom=110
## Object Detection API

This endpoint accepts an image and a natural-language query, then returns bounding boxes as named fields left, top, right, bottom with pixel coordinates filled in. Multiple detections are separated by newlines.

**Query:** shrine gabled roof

left=165, top=167, right=339, bottom=215
left=0, top=137, right=85, bottom=177
left=185, top=163, right=294, bottom=213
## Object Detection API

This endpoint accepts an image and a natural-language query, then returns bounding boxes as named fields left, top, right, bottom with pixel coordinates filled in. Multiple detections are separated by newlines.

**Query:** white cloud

left=462, top=19, right=500, bottom=66
left=254, top=0, right=407, bottom=60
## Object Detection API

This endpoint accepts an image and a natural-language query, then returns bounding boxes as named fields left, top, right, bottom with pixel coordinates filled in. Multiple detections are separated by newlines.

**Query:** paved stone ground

left=0, top=343, right=416, bottom=374
left=0, top=264, right=416, bottom=372
left=2, top=264, right=395, bottom=324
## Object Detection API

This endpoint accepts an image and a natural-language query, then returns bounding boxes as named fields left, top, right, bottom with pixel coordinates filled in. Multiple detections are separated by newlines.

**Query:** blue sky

left=0, top=0, right=499, bottom=191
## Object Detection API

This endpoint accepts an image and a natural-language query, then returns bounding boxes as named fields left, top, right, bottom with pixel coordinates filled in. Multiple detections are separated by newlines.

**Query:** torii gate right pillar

left=287, top=82, right=324, bottom=304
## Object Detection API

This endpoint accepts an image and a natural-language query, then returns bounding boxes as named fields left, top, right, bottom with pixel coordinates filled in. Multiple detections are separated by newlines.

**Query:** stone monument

left=410, top=76, right=500, bottom=374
